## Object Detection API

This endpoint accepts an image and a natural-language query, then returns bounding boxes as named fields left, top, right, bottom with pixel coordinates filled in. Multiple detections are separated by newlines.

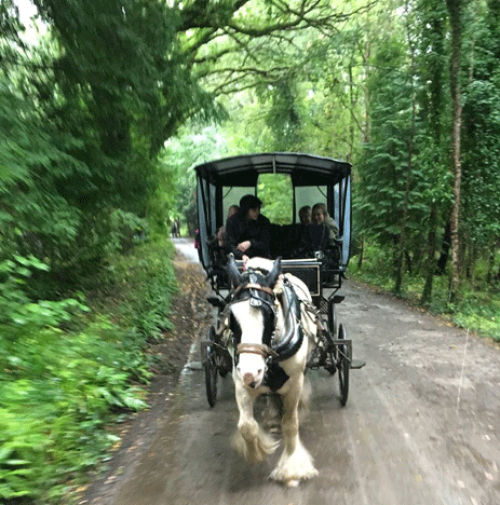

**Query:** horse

left=225, top=255, right=318, bottom=486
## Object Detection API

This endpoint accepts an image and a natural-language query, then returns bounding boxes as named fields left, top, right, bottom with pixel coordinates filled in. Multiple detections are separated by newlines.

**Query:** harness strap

left=233, top=282, right=275, bottom=298
left=236, top=343, right=279, bottom=359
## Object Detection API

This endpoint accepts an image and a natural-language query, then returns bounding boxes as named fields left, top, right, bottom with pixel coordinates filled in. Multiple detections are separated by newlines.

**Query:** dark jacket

left=225, top=212, right=271, bottom=259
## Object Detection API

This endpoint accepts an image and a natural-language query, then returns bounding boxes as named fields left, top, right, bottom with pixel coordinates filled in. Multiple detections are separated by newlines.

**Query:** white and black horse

left=226, top=256, right=318, bottom=486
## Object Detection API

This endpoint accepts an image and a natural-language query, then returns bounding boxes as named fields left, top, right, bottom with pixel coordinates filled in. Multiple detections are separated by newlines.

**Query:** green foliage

left=0, top=77, right=87, bottom=259
left=262, top=77, right=303, bottom=151
left=461, top=4, right=500, bottom=250
left=453, top=300, right=500, bottom=342
left=0, top=0, right=220, bottom=295
left=0, top=239, right=177, bottom=503
left=163, top=125, right=231, bottom=231
left=348, top=244, right=395, bottom=291
left=357, top=35, right=424, bottom=248
left=107, top=237, right=177, bottom=341
left=0, top=256, right=83, bottom=335
left=351, top=243, right=500, bottom=342
left=258, top=174, right=293, bottom=224
left=0, top=321, right=149, bottom=502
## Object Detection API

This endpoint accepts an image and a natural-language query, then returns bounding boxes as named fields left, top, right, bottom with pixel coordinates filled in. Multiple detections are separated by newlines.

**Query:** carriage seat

left=269, top=223, right=300, bottom=259
left=208, top=222, right=341, bottom=269
left=269, top=223, right=341, bottom=264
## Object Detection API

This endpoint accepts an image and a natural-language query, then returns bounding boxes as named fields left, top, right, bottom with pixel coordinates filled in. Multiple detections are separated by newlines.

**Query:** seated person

left=226, top=195, right=271, bottom=259
left=286, top=205, right=312, bottom=258
left=295, top=223, right=329, bottom=258
left=294, top=203, right=339, bottom=258
left=298, top=205, right=312, bottom=225
left=216, top=205, right=240, bottom=248
left=312, top=203, right=338, bottom=246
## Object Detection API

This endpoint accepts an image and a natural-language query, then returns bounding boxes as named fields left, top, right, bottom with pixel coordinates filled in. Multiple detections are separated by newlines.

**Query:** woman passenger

left=298, top=205, right=312, bottom=225
left=312, top=203, right=339, bottom=246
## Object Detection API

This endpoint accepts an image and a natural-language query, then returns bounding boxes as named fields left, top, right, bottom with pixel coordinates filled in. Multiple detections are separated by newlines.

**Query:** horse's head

left=227, top=256, right=281, bottom=389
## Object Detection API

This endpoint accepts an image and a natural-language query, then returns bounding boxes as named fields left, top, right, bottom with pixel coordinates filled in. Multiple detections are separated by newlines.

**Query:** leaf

left=0, top=447, right=14, bottom=462
left=122, top=396, right=148, bottom=411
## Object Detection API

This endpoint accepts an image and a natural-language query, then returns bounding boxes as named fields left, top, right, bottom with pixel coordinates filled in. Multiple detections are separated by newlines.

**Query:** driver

left=225, top=195, right=271, bottom=259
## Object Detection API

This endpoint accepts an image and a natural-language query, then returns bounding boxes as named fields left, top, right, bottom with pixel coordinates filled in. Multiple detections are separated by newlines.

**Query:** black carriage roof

left=194, top=152, right=351, bottom=187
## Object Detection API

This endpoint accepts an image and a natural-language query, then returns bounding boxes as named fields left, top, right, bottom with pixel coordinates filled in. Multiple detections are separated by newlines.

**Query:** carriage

left=195, top=152, right=364, bottom=408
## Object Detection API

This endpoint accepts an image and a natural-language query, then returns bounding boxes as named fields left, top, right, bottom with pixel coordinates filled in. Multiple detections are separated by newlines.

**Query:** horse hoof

left=286, top=479, right=300, bottom=487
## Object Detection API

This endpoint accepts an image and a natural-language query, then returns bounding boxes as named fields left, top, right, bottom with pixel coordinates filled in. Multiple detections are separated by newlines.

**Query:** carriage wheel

left=320, top=300, right=337, bottom=374
left=218, top=346, right=233, bottom=377
left=203, top=325, right=218, bottom=407
left=214, top=308, right=231, bottom=378
left=327, top=300, right=338, bottom=337
left=337, top=324, right=351, bottom=406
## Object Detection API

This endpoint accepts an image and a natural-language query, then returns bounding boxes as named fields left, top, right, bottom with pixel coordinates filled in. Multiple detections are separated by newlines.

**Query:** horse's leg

left=231, top=383, right=279, bottom=464
left=263, top=394, right=283, bottom=432
left=270, top=374, right=318, bottom=485
left=298, top=375, right=312, bottom=424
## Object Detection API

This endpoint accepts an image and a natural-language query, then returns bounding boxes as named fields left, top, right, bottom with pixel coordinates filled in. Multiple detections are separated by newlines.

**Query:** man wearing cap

left=225, top=194, right=271, bottom=259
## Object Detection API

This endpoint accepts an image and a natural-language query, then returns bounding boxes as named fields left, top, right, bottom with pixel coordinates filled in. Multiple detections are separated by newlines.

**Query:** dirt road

left=84, top=240, right=500, bottom=505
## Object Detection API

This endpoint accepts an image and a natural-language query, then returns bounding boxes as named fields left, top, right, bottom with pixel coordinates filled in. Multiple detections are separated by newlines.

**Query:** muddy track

left=82, top=239, right=500, bottom=505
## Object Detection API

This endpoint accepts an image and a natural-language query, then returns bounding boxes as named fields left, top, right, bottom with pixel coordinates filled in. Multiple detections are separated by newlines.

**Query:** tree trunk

left=357, top=235, right=365, bottom=269
left=348, top=62, right=355, bottom=162
left=421, top=204, right=438, bottom=304
left=420, top=0, right=446, bottom=302
left=436, top=221, right=451, bottom=274
left=394, top=234, right=403, bottom=294
left=486, top=246, right=496, bottom=285
left=446, top=0, right=463, bottom=301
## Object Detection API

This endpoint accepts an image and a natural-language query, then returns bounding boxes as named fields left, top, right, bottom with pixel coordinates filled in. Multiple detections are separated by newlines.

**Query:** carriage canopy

left=195, top=152, right=352, bottom=272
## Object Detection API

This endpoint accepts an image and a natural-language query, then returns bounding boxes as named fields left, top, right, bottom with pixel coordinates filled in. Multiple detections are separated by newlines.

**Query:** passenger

left=290, top=205, right=312, bottom=258
left=216, top=205, right=240, bottom=248
left=194, top=227, right=203, bottom=262
left=312, top=203, right=339, bottom=246
left=226, top=195, right=271, bottom=259
left=298, top=205, right=312, bottom=225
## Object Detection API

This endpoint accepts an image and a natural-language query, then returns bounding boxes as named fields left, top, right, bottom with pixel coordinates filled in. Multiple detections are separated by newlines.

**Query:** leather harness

left=228, top=271, right=307, bottom=391
left=232, top=282, right=275, bottom=298
left=230, top=276, right=303, bottom=362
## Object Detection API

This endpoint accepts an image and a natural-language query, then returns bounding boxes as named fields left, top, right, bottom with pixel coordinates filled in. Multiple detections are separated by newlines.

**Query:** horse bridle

left=228, top=270, right=279, bottom=361
left=227, top=264, right=305, bottom=365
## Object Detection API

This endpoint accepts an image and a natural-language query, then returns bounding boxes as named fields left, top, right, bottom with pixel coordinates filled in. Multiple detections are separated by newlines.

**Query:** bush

left=109, top=237, right=177, bottom=340
left=351, top=243, right=500, bottom=342
left=0, top=322, right=149, bottom=502
left=0, top=240, right=177, bottom=503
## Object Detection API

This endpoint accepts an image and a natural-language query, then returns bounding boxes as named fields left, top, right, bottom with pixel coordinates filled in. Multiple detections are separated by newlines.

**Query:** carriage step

left=350, top=359, right=366, bottom=369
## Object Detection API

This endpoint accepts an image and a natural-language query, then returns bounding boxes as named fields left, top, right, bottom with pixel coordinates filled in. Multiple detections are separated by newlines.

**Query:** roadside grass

left=348, top=246, right=500, bottom=342
left=0, top=238, right=177, bottom=504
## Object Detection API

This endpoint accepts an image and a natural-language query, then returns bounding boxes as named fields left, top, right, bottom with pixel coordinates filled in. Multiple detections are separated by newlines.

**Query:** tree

left=445, top=0, right=464, bottom=300
left=357, top=29, right=429, bottom=293
left=416, top=0, right=449, bottom=303
left=461, top=0, right=500, bottom=286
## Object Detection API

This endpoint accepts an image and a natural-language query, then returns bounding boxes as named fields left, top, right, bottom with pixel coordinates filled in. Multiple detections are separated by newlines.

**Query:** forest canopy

left=1, top=0, right=499, bottom=303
